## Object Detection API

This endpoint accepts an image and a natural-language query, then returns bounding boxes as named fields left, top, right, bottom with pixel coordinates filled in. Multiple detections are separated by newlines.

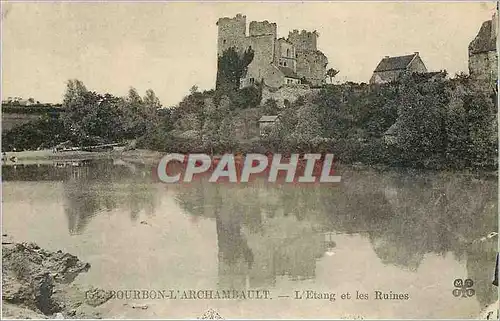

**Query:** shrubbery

left=4, top=69, right=497, bottom=171
left=260, top=72, right=497, bottom=170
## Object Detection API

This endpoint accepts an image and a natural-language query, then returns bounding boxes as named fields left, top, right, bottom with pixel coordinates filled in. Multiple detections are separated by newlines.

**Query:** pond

left=2, top=159, right=498, bottom=319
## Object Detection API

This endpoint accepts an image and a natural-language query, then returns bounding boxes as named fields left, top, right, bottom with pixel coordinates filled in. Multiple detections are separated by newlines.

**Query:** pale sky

left=1, top=1, right=497, bottom=106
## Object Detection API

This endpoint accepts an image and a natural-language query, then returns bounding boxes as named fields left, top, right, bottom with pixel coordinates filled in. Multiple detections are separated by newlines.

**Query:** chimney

left=414, top=51, right=419, bottom=56
left=384, top=56, right=389, bottom=59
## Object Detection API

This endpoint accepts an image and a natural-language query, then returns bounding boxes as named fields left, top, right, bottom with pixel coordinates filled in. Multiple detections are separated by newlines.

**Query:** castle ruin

left=216, top=14, right=329, bottom=88
left=468, top=11, right=498, bottom=87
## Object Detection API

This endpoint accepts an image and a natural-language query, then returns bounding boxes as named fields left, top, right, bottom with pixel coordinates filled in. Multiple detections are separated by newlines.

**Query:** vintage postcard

left=1, top=1, right=499, bottom=319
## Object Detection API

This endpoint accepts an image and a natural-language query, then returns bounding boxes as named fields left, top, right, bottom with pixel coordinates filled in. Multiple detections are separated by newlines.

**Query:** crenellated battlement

left=287, top=29, right=319, bottom=51
left=216, top=14, right=329, bottom=87
left=249, top=20, right=277, bottom=37
left=216, top=13, right=247, bottom=27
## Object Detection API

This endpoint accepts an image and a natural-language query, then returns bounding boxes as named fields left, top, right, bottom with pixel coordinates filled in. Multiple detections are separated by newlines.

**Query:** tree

left=190, top=85, right=199, bottom=95
left=62, top=79, right=89, bottom=142
left=142, top=89, right=162, bottom=133
left=292, top=103, right=323, bottom=152
left=262, top=99, right=279, bottom=115
left=394, top=77, right=448, bottom=168
left=216, top=47, right=254, bottom=93
left=326, top=68, right=340, bottom=84
left=462, top=93, right=497, bottom=168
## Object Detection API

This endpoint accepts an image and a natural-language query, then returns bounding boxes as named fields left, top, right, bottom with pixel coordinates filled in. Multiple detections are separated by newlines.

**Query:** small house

left=258, top=115, right=279, bottom=136
left=370, top=52, right=427, bottom=84
left=383, top=120, right=401, bottom=145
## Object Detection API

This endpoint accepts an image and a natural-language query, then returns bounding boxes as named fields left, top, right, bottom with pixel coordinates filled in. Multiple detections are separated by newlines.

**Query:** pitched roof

left=384, top=120, right=401, bottom=136
left=278, top=66, right=300, bottom=79
left=259, top=115, right=279, bottom=122
left=469, top=19, right=497, bottom=54
left=374, top=53, right=418, bottom=72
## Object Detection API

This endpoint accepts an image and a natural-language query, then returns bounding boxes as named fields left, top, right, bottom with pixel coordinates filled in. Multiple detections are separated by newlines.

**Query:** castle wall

left=295, top=50, right=328, bottom=86
left=245, top=35, right=276, bottom=83
left=260, top=65, right=286, bottom=88
left=261, top=85, right=320, bottom=108
left=287, top=30, right=318, bottom=51
left=469, top=51, right=498, bottom=83
left=217, top=15, right=330, bottom=89
left=249, top=21, right=277, bottom=37
left=275, top=39, right=296, bottom=71
left=217, top=14, right=247, bottom=56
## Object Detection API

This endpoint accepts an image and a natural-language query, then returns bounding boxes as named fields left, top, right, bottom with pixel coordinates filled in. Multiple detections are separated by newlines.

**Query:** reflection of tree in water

left=63, top=160, right=158, bottom=234
left=466, top=242, right=497, bottom=307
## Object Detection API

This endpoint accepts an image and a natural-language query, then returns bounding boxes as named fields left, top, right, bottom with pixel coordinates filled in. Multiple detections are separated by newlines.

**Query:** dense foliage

left=260, top=72, right=497, bottom=170
left=2, top=80, right=164, bottom=151
left=2, top=116, right=71, bottom=151
left=3, top=70, right=497, bottom=171
left=216, top=47, right=255, bottom=92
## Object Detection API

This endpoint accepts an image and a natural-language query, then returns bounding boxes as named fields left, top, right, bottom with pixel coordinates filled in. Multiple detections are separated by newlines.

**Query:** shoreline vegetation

left=2, top=148, right=497, bottom=181
left=2, top=61, right=498, bottom=174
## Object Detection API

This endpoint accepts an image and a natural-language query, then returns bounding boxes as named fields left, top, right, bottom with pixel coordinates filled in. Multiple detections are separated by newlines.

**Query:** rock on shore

left=2, top=239, right=108, bottom=319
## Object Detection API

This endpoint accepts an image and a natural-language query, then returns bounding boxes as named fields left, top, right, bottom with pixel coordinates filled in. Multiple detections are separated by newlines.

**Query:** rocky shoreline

left=2, top=234, right=497, bottom=319
left=2, top=235, right=112, bottom=319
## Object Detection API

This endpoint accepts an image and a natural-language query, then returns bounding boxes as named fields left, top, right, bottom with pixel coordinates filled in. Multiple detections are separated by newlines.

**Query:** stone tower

left=216, top=14, right=247, bottom=56
left=287, top=30, right=328, bottom=86
left=287, top=29, right=318, bottom=51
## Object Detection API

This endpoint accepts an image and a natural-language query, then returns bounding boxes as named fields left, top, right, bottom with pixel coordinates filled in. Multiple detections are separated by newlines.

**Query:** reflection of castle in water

left=174, top=171, right=498, bottom=307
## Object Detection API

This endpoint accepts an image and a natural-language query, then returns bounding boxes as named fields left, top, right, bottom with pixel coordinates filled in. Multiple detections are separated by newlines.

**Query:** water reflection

left=2, top=161, right=498, bottom=312
left=2, top=160, right=159, bottom=234
left=174, top=169, right=498, bottom=308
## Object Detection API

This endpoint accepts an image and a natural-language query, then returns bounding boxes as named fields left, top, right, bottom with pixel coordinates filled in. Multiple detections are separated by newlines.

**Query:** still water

left=2, top=159, right=498, bottom=319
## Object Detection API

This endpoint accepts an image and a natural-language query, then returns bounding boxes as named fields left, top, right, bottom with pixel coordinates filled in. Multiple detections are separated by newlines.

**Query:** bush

left=2, top=117, right=71, bottom=151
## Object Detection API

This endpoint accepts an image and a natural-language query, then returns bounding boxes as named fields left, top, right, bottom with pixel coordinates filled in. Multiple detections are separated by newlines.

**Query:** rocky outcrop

left=2, top=238, right=109, bottom=319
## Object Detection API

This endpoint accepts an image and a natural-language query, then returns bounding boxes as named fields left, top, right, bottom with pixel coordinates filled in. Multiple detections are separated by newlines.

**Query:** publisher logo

left=154, top=153, right=341, bottom=184
left=452, top=278, right=475, bottom=298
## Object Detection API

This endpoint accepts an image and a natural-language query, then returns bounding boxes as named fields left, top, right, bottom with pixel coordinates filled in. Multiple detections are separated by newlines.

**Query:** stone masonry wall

left=295, top=50, right=328, bottom=86
left=246, top=35, right=276, bottom=82
left=469, top=51, right=498, bottom=83
left=217, top=14, right=247, bottom=56
left=287, top=30, right=318, bottom=51
left=261, top=84, right=320, bottom=108
left=249, top=21, right=277, bottom=37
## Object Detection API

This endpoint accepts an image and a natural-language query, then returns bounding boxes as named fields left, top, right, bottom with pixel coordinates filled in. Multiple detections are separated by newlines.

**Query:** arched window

left=286, top=49, right=290, bottom=57
left=284, top=61, right=287, bottom=67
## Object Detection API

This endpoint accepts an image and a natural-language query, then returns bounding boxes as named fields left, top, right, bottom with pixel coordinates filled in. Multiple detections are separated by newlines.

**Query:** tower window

left=284, top=61, right=287, bottom=67
left=296, top=53, right=298, bottom=58
left=287, top=49, right=290, bottom=57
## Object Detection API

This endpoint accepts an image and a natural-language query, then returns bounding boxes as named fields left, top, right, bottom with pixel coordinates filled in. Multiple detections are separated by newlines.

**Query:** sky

left=1, top=1, right=497, bottom=107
